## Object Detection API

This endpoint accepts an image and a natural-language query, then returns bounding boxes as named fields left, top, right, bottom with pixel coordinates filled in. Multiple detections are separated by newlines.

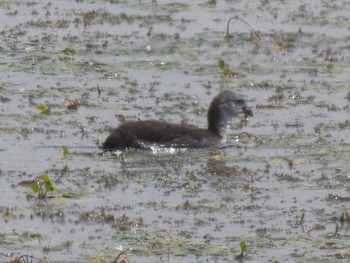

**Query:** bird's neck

left=207, top=104, right=229, bottom=138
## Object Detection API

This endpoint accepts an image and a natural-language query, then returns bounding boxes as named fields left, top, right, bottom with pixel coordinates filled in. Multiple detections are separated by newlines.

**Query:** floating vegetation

left=42, top=240, right=73, bottom=253
left=35, top=103, right=50, bottom=115
left=27, top=174, right=54, bottom=200
left=218, top=58, right=240, bottom=78
left=62, top=48, right=76, bottom=55
left=11, top=255, right=48, bottom=263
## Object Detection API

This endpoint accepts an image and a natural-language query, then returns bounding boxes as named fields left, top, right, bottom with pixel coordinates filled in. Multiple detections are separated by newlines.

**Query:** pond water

left=1, top=0, right=350, bottom=262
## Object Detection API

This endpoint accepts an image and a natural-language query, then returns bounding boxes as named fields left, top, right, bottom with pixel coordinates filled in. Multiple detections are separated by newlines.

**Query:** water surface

left=0, top=0, right=350, bottom=262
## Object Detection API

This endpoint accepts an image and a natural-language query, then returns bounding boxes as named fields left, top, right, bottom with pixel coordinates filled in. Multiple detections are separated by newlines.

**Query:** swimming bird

left=103, top=90, right=252, bottom=150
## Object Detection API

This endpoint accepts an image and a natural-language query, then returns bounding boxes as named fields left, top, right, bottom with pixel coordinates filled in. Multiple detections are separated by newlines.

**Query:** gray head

left=207, top=90, right=252, bottom=138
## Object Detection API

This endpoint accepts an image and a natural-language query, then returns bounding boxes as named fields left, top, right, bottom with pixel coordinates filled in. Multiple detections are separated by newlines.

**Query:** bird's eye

left=235, top=99, right=245, bottom=105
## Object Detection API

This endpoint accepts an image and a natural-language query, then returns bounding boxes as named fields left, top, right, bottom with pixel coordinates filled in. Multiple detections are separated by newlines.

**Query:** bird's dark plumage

left=103, top=90, right=252, bottom=150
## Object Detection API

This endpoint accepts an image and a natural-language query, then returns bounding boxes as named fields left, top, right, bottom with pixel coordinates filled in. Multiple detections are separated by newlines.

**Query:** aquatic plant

left=218, top=58, right=240, bottom=78
left=35, top=103, right=49, bottom=114
left=235, top=240, right=247, bottom=260
left=27, top=174, right=53, bottom=199
left=62, top=47, right=76, bottom=55
left=25, top=172, right=81, bottom=200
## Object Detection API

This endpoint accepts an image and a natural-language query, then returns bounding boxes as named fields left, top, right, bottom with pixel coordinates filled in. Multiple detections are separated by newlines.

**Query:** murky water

left=1, top=0, right=350, bottom=262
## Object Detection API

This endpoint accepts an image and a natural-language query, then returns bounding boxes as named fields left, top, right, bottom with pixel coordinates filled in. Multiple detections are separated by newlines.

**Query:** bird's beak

left=242, top=106, right=253, bottom=118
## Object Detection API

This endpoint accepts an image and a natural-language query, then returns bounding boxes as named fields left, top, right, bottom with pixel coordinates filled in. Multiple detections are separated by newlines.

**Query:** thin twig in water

left=226, top=16, right=260, bottom=40
left=307, top=222, right=335, bottom=236
left=334, top=223, right=339, bottom=236
left=80, top=125, right=85, bottom=136
left=299, top=212, right=305, bottom=224
left=112, top=251, right=128, bottom=263
left=97, top=82, right=101, bottom=96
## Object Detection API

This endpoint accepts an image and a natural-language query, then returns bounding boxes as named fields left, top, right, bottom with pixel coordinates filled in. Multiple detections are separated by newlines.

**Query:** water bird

left=103, top=90, right=252, bottom=150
